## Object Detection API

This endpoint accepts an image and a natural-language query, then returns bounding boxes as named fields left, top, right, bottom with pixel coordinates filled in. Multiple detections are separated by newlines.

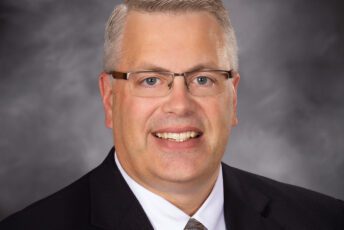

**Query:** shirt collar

left=115, top=152, right=225, bottom=230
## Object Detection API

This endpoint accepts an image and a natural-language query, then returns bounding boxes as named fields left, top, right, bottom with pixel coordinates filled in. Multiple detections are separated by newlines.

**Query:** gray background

left=0, top=0, right=343, bottom=221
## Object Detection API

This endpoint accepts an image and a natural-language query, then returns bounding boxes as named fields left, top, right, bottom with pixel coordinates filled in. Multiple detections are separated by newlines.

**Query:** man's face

left=100, top=11, right=239, bottom=192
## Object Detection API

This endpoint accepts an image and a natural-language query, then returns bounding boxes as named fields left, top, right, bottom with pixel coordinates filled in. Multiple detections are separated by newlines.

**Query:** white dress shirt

left=115, top=153, right=226, bottom=230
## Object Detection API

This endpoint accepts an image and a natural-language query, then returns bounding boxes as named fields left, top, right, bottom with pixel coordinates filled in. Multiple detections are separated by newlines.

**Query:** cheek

left=205, top=96, right=232, bottom=129
left=201, top=95, right=233, bottom=152
left=113, top=93, right=159, bottom=143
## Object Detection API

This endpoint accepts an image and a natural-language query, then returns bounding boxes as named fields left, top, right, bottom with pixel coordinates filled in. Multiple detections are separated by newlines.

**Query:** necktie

left=184, top=218, right=208, bottom=230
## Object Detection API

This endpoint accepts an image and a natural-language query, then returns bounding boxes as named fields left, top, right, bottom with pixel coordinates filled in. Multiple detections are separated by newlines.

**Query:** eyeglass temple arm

left=225, top=70, right=233, bottom=79
left=107, top=71, right=128, bottom=80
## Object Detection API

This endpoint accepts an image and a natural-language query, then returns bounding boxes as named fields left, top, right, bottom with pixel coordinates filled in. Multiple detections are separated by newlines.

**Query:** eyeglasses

left=107, top=70, right=233, bottom=97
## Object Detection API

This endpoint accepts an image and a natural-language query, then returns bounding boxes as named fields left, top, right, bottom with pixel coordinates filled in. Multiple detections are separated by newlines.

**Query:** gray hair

left=103, top=0, right=238, bottom=72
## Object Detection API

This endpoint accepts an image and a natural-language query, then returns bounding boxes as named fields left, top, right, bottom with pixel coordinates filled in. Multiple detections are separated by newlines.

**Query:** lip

left=152, top=126, right=203, bottom=134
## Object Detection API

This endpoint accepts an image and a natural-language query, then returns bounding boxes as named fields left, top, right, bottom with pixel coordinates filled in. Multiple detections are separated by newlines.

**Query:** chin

left=155, top=160, right=208, bottom=183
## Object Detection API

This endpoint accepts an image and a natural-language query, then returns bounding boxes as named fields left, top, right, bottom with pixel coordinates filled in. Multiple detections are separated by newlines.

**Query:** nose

left=161, top=76, right=196, bottom=116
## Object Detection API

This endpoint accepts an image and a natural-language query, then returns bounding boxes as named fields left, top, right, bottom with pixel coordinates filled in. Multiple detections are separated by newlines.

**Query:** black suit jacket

left=1, top=148, right=343, bottom=230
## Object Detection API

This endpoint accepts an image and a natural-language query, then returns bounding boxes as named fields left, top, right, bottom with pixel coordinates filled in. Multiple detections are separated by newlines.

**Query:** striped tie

left=184, top=218, right=208, bottom=230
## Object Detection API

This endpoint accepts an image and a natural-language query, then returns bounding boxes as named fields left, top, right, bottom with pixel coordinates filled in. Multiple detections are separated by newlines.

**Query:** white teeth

left=155, top=131, right=199, bottom=142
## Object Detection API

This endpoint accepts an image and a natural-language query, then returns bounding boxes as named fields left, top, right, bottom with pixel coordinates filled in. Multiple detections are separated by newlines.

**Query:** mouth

left=153, top=130, right=202, bottom=142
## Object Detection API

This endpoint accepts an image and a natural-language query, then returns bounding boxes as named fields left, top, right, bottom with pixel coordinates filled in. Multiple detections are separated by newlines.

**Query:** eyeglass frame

left=106, top=69, right=234, bottom=97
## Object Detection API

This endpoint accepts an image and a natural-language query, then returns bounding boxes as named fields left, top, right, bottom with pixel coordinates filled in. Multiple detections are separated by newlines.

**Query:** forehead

left=117, top=10, right=228, bottom=71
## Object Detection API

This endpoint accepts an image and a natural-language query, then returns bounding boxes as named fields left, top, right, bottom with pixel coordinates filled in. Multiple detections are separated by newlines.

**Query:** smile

left=154, top=131, right=201, bottom=142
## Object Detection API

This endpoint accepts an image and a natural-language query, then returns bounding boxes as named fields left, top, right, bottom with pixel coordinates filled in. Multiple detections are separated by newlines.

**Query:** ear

left=231, top=72, right=240, bottom=126
left=99, top=72, right=113, bottom=128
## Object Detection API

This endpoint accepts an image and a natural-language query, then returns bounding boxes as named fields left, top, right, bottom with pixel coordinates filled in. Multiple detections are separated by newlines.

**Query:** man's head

left=103, top=0, right=238, bottom=73
left=99, top=0, right=240, bottom=197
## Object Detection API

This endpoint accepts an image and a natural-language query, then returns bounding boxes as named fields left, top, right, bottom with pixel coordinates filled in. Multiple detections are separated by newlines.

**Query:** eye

left=133, top=72, right=171, bottom=88
left=194, top=75, right=215, bottom=86
left=143, top=77, right=160, bottom=86
left=197, top=76, right=209, bottom=85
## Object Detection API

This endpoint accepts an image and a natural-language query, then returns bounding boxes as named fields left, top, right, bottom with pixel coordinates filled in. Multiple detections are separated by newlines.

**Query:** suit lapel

left=222, top=163, right=284, bottom=230
left=89, top=147, right=153, bottom=230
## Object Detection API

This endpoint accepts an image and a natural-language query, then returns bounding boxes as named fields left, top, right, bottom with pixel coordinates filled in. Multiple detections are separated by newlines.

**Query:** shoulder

left=222, top=163, right=344, bottom=208
left=222, top=163, right=344, bottom=228
left=0, top=171, right=93, bottom=229
left=0, top=148, right=139, bottom=230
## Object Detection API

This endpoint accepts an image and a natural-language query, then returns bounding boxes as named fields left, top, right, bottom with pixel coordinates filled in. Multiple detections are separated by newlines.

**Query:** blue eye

left=196, top=76, right=210, bottom=85
left=144, top=77, right=159, bottom=86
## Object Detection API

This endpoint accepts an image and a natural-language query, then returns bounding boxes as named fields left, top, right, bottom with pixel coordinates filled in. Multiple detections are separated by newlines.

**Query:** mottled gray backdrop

left=0, top=0, right=343, bottom=220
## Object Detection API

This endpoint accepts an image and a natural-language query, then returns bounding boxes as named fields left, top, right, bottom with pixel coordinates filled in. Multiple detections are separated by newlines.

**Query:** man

left=0, top=0, right=343, bottom=229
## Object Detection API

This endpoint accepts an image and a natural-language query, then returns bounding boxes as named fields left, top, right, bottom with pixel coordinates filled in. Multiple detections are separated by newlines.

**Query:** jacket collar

left=222, top=163, right=284, bottom=230
left=89, top=147, right=154, bottom=230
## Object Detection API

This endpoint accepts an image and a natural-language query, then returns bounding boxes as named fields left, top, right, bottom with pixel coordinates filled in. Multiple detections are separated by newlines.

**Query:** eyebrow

left=134, top=62, right=221, bottom=73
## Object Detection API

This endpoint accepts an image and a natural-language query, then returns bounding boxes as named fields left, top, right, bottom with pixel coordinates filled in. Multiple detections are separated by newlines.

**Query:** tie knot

left=184, top=218, right=208, bottom=230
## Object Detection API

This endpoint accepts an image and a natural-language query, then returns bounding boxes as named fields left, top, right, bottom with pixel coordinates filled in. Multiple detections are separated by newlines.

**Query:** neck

left=138, top=166, right=220, bottom=216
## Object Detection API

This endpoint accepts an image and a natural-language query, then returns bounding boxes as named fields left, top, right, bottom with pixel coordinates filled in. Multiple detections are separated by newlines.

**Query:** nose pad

left=167, top=81, right=173, bottom=90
